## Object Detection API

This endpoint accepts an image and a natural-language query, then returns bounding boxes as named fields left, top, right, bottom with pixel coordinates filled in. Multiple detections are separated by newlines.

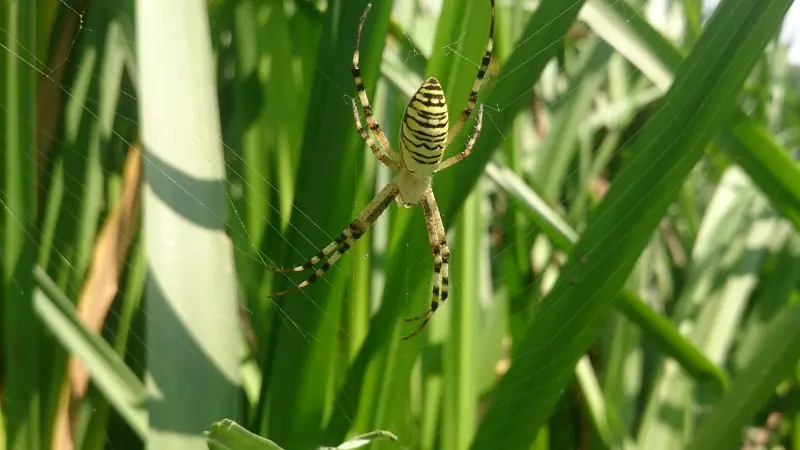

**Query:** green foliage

left=1, top=0, right=799, bottom=449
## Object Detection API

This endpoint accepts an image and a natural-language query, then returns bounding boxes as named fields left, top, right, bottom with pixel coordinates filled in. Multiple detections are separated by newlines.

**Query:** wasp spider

left=273, top=0, right=495, bottom=340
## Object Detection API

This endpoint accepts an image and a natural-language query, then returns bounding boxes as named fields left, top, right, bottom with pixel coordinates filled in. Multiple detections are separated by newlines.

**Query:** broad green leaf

left=471, top=0, right=794, bottom=448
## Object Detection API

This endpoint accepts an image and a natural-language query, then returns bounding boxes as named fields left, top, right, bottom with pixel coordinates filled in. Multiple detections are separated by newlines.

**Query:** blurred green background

left=2, top=0, right=800, bottom=449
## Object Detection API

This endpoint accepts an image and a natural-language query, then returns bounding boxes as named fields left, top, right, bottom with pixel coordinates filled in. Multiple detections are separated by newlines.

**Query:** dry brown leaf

left=54, top=145, right=141, bottom=450
left=36, top=1, right=87, bottom=216
left=69, top=145, right=141, bottom=398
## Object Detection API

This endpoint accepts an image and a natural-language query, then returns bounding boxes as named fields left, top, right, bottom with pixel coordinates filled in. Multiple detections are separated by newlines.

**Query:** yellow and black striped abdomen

left=400, top=77, right=449, bottom=174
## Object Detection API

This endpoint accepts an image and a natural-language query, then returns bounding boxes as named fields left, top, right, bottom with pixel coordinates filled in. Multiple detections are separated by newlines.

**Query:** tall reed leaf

left=136, top=0, right=240, bottom=446
left=3, top=1, right=41, bottom=449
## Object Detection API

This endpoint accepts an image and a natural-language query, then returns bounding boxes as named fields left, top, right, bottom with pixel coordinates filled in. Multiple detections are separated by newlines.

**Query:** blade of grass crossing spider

left=3, top=0, right=41, bottom=448
left=323, top=0, right=584, bottom=443
left=320, top=89, right=411, bottom=446
left=470, top=0, right=794, bottom=448
left=391, top=0, right=493, bottom=327
left=240, top=6, right=323, bottom=432
left=264, top=1, right=392, bottom=446
left=377, top=0, right=492, bottom=438
left=344, top=81, right=390, bottom=356
left=320, top=0, right=492, bottom=443
left=364, top=2, right=496, bottom=447
left=136, top=0, right=241, bottom=446
left=343, top=82, right=430, bottom=446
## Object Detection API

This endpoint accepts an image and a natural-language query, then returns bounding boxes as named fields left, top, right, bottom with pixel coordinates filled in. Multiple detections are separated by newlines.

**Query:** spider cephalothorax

left=272, top=0, right=495, bottom=340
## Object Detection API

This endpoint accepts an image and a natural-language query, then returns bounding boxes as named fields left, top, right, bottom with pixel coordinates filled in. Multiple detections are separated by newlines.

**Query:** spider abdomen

left=399, top=77, right=449, bottom=174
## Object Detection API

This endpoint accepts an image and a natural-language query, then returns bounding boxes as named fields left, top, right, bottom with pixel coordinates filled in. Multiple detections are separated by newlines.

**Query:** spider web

left=1, top=0, right=799, bottom=448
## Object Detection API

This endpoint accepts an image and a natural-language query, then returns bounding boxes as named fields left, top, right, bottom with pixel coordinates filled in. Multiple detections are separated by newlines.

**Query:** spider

left=272, top=0, right=495, bottom=340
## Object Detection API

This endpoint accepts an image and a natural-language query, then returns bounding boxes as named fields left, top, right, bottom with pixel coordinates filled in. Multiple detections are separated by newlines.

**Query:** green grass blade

left=441, top=187, right=483, bottom=450
left=265, top=1, right=392, bottom=446
left=583, top=0, right=800, bottom=232
left=2, top=1, right=41, bottom=448
left=638, top=167, right=781, bottom=448
left=32, top=266, right=147, bottom=438
left=733, top=241, right=800, bottom=370
left=581, top=0, right=683, bottom=91
left=470, top=0, right=793, bottom=448
left=574, top=356, right=636, bottom=449
left=136, top=0, right=241, bottom=446
left=686, top=298, right=800, bottom=450
left=534, top=37, right=614, bottom=201
left=486, top=162, right=728, bottom=388
left=321, top=0, right=584, bottom=443
left=722, top=112, right=800, bottom=229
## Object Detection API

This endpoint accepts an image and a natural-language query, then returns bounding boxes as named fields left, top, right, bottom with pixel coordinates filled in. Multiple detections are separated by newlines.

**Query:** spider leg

left=351, top=99, right=401, bottom=171
left=352, top=3, right=400, bottom=162
left=445, top=0, right=495, bottom=147
left=271, top=233, right=345, bottom=274
left=271, top=182, right=399, bottom=297
left=403, top=188, right=450, bottom=340
left=436, top=104, right=483, bottom=172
